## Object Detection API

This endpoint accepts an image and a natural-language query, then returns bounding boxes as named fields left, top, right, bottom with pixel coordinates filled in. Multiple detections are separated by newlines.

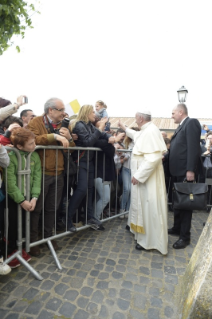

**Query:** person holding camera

left=0, top=95, right=28, bottom=122
left=27, top=97, right=75, bottom=256
left=68, top=105, right=113, bottom=232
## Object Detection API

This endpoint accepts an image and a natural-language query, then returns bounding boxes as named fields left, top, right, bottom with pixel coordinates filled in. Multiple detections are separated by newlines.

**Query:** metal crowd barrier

left=3, top=145, right=211, bottom=280
left=2, top=145, right=131, bottom=280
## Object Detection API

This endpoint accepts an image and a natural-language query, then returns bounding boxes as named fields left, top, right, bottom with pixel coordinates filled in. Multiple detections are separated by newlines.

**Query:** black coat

left=72, top=121, right=109, bottom=163
left=169, top=117, right=201, bottom=177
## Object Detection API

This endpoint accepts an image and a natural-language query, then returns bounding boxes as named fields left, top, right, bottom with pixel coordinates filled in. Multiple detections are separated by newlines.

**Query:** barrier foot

left=4, top=251, right=43, bottom=281
left=47, top=240, right=62, bottom=270
left=16, top=255, right=43, bottom=281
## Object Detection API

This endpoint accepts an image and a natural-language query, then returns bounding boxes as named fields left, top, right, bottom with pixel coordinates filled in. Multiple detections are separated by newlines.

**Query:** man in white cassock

left=118, top=110, right=168, bottom=255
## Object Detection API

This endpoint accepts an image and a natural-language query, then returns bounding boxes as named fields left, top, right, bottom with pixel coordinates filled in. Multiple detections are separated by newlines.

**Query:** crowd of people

left=0, top=96, right=210, bottom=276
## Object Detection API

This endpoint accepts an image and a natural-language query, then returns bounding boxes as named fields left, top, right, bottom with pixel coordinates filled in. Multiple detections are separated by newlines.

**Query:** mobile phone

left=23, top=96, right=28, bottom=103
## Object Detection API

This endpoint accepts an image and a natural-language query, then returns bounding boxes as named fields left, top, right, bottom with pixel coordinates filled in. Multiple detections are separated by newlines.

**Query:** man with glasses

left=27, top=98, right=75, bottom=256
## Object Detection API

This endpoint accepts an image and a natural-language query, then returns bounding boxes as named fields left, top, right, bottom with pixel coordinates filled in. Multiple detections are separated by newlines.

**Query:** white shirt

left=180, top=117, right=188, bottom=126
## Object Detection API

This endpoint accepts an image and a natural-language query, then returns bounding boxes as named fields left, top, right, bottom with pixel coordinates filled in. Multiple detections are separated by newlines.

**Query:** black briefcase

left=173, top=181, right=208, bottom=210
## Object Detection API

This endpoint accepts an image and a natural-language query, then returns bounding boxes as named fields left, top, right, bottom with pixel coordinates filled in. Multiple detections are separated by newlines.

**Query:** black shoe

left=87, top=218, right=103, bottom=230
left=135, top=243, right=146, bottom=251
left=173, top=239, right=190, bottom=249
left=87, top=217, right=101, bottom=226
left=97, top=224, right=105, bottom=231
left=126, top=225, right=130, bottom=231
left=168, top=228, right=180, bottom=236
left=203, top=222, right=206, bottom=227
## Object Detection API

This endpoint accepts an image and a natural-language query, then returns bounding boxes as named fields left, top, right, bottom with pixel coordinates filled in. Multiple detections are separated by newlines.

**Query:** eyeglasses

left=53, top=108, right=65, bottom=112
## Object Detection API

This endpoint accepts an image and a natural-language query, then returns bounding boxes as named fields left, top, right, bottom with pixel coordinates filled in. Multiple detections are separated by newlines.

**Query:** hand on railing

left=55, top=134, right=70, bottom=148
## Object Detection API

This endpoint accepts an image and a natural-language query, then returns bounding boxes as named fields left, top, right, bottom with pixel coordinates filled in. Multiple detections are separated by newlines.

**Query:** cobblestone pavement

left=0, top=211, right=208, bottom=319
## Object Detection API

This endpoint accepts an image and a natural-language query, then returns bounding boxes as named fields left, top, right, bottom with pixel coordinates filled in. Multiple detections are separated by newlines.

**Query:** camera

left=23, top=96, right=28, bottom=104
left=61, top=117, right=70, bottom=129
left=54, top=117, right=70, bottom=135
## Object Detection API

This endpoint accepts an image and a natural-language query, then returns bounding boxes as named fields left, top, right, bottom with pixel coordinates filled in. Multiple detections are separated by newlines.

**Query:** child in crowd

left=0, top=143, right=11, bottom=275
left=95, top=100, right=110, bottom=131
left=3, top=128, right=41, bottom=268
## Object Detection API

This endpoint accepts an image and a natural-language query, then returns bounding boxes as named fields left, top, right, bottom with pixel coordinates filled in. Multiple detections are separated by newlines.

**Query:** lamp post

left=177, top=86, right=188, bottom=103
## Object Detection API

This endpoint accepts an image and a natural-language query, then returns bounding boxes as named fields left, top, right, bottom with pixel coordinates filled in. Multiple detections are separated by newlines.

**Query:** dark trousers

left=110, top=170, right=123, bottom=209
left=172, top=176, right=192, bottom=241
left=4, top=199, right=25, bottom=254
left=30, top=174, right=64, bottom=242
left=68, top=162, right=94, bottom=225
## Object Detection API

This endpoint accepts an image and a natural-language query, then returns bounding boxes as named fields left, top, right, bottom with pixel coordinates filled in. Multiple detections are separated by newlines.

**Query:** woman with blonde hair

left=68, top=105, right=110, bottom=231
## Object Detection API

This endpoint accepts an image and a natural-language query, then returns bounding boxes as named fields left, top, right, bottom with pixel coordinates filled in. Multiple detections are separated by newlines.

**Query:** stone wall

left=177, top=211, right=212, bottom=319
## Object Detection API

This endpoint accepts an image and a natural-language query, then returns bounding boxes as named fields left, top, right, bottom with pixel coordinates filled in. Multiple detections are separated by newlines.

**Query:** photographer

left=0, top=95, right=28, bottom=122
left=27, top=98, right=75, bottom=256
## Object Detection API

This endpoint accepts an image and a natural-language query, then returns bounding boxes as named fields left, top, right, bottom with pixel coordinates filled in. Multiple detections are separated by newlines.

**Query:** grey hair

left=177, top=103, right=188, bottom=115
left=137, top=112, right=151, bottom=122
left=44, top=98, right=63, bottom=114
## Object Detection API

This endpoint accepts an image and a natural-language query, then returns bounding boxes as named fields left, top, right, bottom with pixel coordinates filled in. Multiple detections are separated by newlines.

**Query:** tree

left=0, top=0, right=39, bottom=55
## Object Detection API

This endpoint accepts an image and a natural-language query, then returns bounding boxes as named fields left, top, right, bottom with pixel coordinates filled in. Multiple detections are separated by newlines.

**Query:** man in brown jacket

left=27, top=97, right=75, bottom=256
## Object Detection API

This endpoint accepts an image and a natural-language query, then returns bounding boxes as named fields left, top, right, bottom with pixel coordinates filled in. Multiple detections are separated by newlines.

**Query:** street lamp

left=177, top=86, right=188, bottom=103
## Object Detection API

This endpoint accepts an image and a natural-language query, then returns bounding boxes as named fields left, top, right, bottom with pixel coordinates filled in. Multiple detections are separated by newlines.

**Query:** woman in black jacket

left=67, top=105, right=111, bottom=232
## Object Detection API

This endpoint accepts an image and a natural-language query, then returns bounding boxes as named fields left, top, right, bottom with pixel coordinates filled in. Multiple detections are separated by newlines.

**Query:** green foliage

left=0, top=0, right=40, bottom=55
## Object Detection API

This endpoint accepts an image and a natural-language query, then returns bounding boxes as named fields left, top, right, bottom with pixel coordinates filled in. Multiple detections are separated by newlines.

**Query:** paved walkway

left=0, top=211, right=208, bottom=319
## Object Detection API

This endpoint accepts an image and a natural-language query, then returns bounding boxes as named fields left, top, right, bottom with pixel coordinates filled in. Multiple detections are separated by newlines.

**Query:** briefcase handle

left=183, top=178, right=196, bottom=184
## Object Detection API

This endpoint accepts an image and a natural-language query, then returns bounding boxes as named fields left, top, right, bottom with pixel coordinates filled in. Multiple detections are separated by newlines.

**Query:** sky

left=1, top=0, right=212, bottom=119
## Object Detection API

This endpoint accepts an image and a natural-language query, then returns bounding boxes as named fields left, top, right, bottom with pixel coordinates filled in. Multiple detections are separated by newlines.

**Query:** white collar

left=180, top=117, right=188, bottom=126
left=47, top=115, right=61, bottom=125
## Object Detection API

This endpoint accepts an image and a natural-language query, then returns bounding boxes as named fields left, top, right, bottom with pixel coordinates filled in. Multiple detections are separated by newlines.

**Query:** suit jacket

left=169, top=117, right=201, bottom=177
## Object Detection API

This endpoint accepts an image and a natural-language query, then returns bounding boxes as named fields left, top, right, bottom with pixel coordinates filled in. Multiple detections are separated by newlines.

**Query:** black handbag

left=63, top=151, right=77, bottom=176
left=173, top=181, right=208, bottom=211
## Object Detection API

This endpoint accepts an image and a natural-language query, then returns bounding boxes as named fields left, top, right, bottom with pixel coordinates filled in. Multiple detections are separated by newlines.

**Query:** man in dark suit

left=168, top=103, right=201, bottom=249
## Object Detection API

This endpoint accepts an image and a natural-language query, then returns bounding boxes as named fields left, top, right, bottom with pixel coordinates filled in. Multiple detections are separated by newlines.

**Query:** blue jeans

left=120, top=167, right=131, bottom=211
left=94, top=178, right=110, bottom=219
